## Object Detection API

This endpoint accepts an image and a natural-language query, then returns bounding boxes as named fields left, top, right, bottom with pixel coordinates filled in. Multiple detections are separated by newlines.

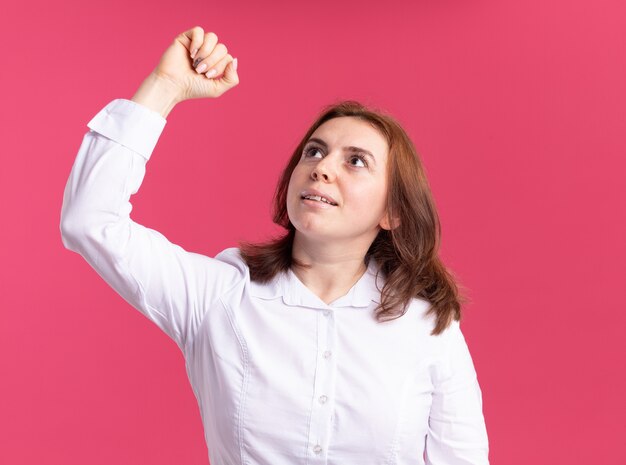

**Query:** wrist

left=131, top=73, right=182, bottom=119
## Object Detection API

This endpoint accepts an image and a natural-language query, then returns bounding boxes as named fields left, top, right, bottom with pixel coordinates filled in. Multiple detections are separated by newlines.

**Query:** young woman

left=61, top=26, right=489, bottom=465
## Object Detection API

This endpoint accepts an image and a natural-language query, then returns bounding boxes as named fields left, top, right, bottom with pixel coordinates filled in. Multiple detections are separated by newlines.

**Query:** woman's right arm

left=60, top=27, right=241, bottom=354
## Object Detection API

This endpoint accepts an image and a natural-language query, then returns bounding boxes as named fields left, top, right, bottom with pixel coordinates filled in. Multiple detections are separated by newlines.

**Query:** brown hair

left=238, top=100, right=469, bottom=335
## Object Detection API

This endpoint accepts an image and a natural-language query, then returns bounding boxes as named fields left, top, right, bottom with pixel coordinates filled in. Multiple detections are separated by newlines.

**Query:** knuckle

left=206, top=31, right=218, bottom=42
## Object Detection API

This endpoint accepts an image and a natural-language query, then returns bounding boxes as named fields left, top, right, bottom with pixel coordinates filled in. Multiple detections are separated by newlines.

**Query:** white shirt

left=60, top=98, right=490, bottom=465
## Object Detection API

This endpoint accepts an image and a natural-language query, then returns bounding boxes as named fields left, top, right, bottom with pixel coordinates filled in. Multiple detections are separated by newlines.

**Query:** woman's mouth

left=300, top=194, right=338, bottom=206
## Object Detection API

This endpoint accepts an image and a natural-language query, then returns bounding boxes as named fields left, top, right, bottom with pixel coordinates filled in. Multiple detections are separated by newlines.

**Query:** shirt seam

left=184, top=271, right=247, bottom=355
left=220, top=296, right=251, bottom=465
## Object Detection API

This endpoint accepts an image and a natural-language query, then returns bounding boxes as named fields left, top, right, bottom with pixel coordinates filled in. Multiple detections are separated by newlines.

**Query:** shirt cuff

left=87, top=98, right=167, bottom=160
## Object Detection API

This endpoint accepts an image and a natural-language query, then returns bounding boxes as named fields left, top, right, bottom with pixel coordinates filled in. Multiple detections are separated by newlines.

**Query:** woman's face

left=286, top=116, right=392, bottom=247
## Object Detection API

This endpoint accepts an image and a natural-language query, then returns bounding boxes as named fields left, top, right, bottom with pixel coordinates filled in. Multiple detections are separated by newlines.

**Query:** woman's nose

left=311, top=156, right=336, bottom=182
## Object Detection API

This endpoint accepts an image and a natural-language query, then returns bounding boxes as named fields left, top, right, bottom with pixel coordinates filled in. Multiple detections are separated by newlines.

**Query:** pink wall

left=2, top=0, right=624, bottom=463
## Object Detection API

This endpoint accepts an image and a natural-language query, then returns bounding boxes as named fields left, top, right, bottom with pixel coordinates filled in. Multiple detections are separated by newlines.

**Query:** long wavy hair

left=238, top=100, right=469, bottom=335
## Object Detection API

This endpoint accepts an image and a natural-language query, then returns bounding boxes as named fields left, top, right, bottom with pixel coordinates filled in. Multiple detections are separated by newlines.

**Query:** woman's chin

left=293, top=226, right=340, bottom=242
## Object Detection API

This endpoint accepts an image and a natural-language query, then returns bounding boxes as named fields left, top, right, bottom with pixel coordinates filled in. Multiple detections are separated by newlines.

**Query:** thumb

left=199, top=57, right=239, bottom=99
left=219, top=57, right=239, bottom=88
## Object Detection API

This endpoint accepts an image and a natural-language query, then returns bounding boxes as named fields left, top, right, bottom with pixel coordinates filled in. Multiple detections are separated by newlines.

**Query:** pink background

left=2, top=0, right=625, bottom=463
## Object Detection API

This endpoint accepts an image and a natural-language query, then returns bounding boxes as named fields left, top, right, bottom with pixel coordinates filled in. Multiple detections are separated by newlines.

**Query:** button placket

left=306, top=308, right=336, bottom=461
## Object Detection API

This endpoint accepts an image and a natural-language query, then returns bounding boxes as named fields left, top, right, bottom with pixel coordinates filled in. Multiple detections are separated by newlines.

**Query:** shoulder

left=202, top=247, right=251, bottom=295
left=399, top=297, right=467, bottom=358
left=213, top=247, right=284, bottom=301
left=402, top=296, right=440, bottom=336
left=214, top=246, right=249, bottom=273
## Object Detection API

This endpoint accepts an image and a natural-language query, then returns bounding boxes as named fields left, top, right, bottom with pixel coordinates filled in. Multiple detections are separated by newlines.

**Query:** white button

left=313, top=444, right=323, bottom=454
left=323, top=310, right=331, bottom=317
left=323, top=350, right=332, bottom=359
left=319, top=395, right=328, bottom=404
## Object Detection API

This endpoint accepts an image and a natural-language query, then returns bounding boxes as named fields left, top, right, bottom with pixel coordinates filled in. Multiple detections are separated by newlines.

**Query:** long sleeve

left=425, top=320, right=490, bottom=465
left=60, top=98, right=244, bottom=354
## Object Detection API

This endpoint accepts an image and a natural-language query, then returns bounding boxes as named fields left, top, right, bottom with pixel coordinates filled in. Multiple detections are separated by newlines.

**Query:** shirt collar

left=249, top=258, right=383, bottom=309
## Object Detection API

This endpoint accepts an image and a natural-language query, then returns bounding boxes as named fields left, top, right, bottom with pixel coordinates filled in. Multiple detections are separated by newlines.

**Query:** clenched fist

left=132, top=26, right=240, bottom=117
left=153, top=26, right=239, bottom=101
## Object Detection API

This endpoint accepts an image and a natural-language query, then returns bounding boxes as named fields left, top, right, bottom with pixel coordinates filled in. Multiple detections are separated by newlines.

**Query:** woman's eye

left=304, top=147, right=323, bottom=158
left=349, top=155, right=367, bottom=168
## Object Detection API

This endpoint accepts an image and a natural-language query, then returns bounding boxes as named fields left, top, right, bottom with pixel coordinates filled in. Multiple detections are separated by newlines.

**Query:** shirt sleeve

left=425, top=320, right=490, bottom=465
left=60, top=98, right=245, bottom=354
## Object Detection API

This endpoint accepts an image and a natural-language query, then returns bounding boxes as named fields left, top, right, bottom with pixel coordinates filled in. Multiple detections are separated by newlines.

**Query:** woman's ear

left=380, top=212, right=400, bottom=230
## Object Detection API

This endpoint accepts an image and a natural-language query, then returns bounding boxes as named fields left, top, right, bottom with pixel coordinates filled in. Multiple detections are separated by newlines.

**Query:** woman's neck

left=291, top=232, right=370, bottom=305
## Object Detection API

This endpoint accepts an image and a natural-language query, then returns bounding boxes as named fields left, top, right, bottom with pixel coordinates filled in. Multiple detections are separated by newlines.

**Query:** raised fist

left=152, top=26, right=239, bottom=101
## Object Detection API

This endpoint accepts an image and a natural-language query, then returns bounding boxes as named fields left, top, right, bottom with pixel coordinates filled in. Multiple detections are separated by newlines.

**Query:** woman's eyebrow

left=305, top=137, right=376, bottom=164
